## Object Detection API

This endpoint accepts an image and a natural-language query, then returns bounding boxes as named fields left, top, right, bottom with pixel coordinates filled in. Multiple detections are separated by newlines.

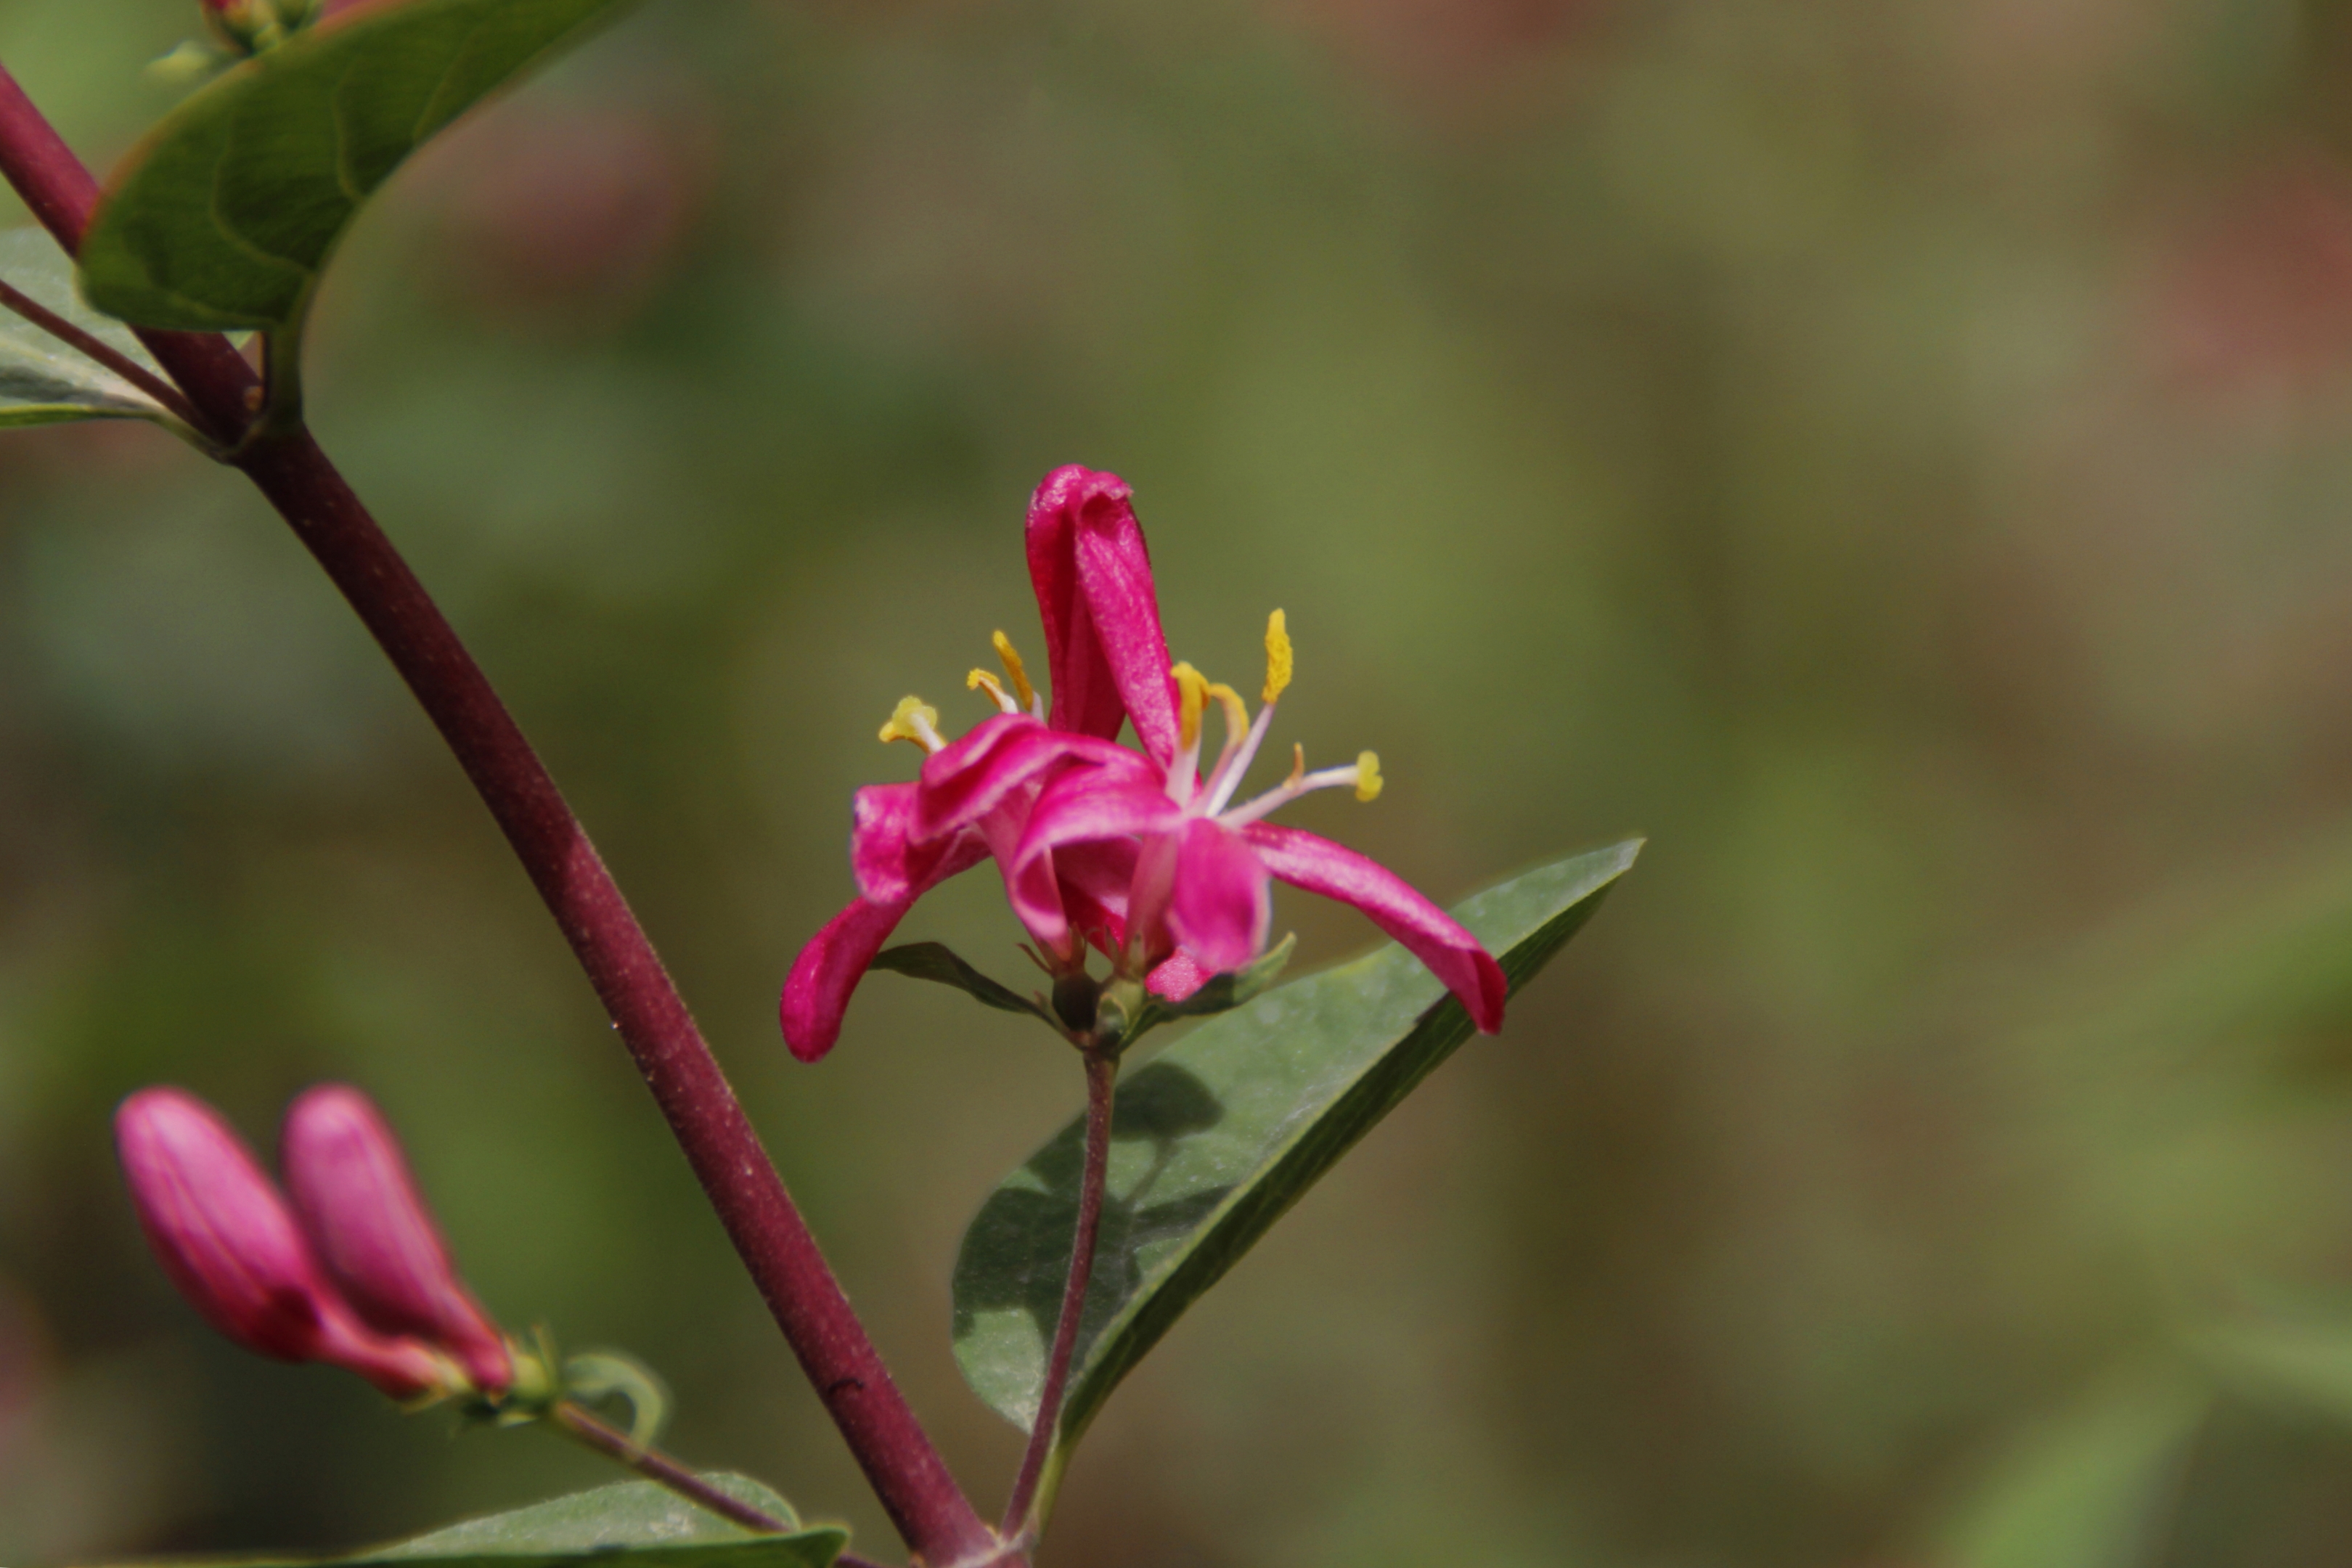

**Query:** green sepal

left=562, top=1351, right=671, bottom=1450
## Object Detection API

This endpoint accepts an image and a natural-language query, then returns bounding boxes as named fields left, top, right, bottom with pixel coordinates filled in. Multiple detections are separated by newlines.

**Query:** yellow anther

left=1263, top=610, right=1293, bottom=705
left=1205, top=680, right=1250, bottom=743
left=1172, top=661, right=1209, bottom=749
left=992, top=631, right=1037, bottom=713
left=968, top=669, right=1016, bottom=712
left=1354, top=751, right=1383, bottom=802
left=878, top=695, right=941, bottom=749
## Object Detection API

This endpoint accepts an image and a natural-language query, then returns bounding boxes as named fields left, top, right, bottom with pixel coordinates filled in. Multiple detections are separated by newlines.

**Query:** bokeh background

left=14, top=0, right=2352, bottom=1562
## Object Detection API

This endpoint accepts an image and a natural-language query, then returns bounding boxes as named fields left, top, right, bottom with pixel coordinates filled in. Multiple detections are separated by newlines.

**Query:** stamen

left=967, top=669, right=1019, bottom=714
left=1201, top=687, right=1278, bottom=817
left=1264, top=610, right=1292, bottom=704
left=992, top=631, right=1038, bottom=714
left=1172, top=662, right=1209, bottom=751
left=1214, top=748, right=1382, bottom=828
left=878, top=695, right=944, bottom=754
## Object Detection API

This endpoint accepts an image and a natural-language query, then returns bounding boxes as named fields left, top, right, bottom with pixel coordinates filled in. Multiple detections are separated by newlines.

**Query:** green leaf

left=949, top=841, right=1640, bottom=1485
left=0, top=227, right=177, bottom=428
left=872, top=942, right=1054, bottom=1023
left=1934, top=1376, right=2208, bottom=1568
left=79, top=0, right=633, bottom=332
left=91, top=1477, right=848, bottom=1568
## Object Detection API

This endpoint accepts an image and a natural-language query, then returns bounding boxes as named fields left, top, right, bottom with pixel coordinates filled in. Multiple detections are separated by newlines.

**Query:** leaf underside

left=78, top=0, right=632, bottom=332
left=873, top=941, right=1053, bottom=1021
left=86, top=1476, right=847, bottom=1568
left=0, top=227, right=175, bottom=428
left=948, top=840, right=1641, bottom=1465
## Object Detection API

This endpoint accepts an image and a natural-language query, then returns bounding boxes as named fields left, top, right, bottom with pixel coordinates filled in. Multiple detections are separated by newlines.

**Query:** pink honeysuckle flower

left=779, top=465, right=1506, bottom=1060
left=281, top=1085, right=513, bottom=1395
left=115, top=1087, right=453, bottom=1400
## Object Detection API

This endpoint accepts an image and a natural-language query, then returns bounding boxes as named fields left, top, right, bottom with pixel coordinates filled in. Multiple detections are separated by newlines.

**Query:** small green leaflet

left=79, top=0, right=634, bottom=332
left=88, top=1476, right=847, bottom=1568
left=950, top=840, right=1640, bottom=1504
left=0, top=228, right=179, bottom=429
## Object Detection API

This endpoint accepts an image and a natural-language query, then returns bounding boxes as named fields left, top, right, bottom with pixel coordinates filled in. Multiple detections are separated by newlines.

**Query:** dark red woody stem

left=0, top=62, right=995, bottom=1567
left=1000, top=1052, right=1116, bottom=1540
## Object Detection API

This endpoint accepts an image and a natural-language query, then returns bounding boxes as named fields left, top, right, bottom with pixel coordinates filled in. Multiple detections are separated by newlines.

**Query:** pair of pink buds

left=115, top=1085, right=512, bottom=1403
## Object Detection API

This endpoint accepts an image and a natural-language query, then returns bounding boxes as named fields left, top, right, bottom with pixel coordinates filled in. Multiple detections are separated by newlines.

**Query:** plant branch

left=0, top=62, right=996, bottom=1568
left=552, top=1400, right=792, bottom=1534
left=1000, top=1052, right=1117, bottom=1540
left=0, top=66, right=253, bottom=446
left=0, top=276, right=208, bottom=430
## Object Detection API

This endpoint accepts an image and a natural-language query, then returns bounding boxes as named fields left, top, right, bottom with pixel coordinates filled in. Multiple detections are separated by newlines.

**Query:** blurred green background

left=17, top=0, right=2352, bottom=1563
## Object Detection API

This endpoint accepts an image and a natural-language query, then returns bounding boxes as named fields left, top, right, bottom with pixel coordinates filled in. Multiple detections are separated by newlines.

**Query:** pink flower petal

left=1167, top=819, right=1272, bottom=974
left=1007, top=769, right=1186, bottom=948
left=1238, top=824, right=1508, bottom=1034
left=1027, top=465, right=1132, bottom=747
left=281, top=1086, right=511, bottom=1395
left=1054, top=837, right=1140, bottom=957
left=1029, top=466, right=1182, bottom=764
left=849, top=783, right=990, bottom=905
left=914, top=713, right=1154, bottom=844
left=114, top=1089, right=445, bottom=1400
left=785, top=809, right=991, bottom=1061
left=1147, top=951, right=1212, bottom=1001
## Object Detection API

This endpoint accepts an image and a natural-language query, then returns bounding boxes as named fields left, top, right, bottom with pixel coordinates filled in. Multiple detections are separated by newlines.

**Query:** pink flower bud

left=115, top=1088, right=447, bottom=1400
left=280, top=1085, right=511, bottom=1395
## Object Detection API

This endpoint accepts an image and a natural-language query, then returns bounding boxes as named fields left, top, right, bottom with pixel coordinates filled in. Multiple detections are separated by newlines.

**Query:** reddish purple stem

left=0, top=62, right=995, bottom=1567
left=1000, top=1053, right=1116, bottom=1540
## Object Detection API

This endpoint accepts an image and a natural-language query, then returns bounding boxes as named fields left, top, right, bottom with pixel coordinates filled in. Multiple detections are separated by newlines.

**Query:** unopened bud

left=281, top=1085, right=512, bottom=1396
left=115, top=1088, right=447, bottom=1400
left=198, top=0, right=317, bottom=57
left=1094, top=978, right=1148, bottom=1051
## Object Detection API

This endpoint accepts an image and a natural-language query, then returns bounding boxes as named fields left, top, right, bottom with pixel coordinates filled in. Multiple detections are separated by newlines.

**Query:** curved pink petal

left=114, top=1089, right=445, bottom=1400
left=1054, top=837, right=1140, bottom=957
left=1071, top=487, right=1181, bottom=765
left=849, top=783, right=988, bottom=905
left=1167, top=819, right=1272, bottom=974
left=786, top=812, right=991, bottom=1061
left=1027, top=466, right=1131, bottom=746
left=282, top=1086, right=511, bottom=1395
left=1238, top=824, right=1508, bottom=1034
left=1007, top=770, right=1185, bottom=947
left=915, top=713, right=1154, bottom=844
left=781, top=898, right=912, bottom=1063
left=1028, top=466, right=1181, bottom=764
left=1147, top=951, right=1212, bottom=1001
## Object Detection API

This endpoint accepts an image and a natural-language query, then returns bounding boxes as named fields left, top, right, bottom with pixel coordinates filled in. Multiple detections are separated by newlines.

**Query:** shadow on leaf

left=953, top=1061, right=1233, bottom=1373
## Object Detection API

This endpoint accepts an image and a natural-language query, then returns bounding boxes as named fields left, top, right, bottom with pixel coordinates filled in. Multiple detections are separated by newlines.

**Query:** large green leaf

left=88, top=1476, right=848, bottom=1568
left=80, top=0, right=632, bottom=332
left=0, top=228, right=179, bottom=429
left=950, top=841, right=1640, bottom=1492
